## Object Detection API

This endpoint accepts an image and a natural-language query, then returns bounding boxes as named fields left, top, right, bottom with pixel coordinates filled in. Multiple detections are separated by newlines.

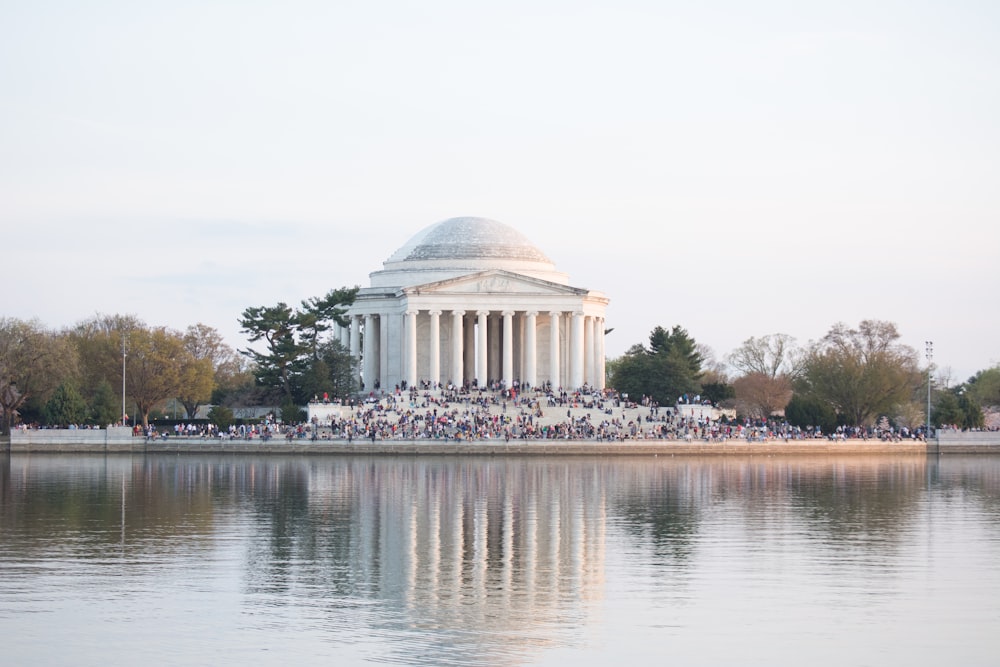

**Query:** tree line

left=0, top=287, right=359, bottom=435
left=2, top=301, right=997, bottom=435
left=607, top=319, right=998, bottom=433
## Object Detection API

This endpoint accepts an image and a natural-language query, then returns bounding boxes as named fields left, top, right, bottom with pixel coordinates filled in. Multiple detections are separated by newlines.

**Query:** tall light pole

left=122, top=334, right=127, bottom=426
left=925, top=341, right=933, bottom=441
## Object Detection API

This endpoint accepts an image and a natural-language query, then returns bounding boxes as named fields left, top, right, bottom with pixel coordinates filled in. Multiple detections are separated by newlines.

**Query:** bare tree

left=728, top=333, right=803, bottom=379
left=698, top=343, right=729, bottom=384
left=0, top=318, right=78, bottom=434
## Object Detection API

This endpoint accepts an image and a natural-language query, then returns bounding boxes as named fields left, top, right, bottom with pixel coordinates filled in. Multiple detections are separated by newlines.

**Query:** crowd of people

left=18, top=381, right=949, bottom=444
left=296, top=384, right=921, bottom=444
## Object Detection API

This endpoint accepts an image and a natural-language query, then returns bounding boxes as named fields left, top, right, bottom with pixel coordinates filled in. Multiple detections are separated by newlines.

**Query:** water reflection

left=236, top=458, right=611, bottom=666
left=2, top=454, right=1000, bottom=666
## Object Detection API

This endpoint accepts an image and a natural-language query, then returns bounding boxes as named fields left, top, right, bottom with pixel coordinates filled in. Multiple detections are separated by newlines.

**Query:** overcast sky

left=2, top=0, right=997, bottom=383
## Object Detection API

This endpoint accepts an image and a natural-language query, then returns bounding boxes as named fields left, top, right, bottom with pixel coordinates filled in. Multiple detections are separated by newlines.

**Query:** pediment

left=403, top=270, right=587, bottom=296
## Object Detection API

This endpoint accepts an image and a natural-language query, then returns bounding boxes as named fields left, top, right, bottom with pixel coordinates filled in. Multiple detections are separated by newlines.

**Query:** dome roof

left=386, top=217, right=552, bottom=264
left=369, top=217, right=569, bottom=288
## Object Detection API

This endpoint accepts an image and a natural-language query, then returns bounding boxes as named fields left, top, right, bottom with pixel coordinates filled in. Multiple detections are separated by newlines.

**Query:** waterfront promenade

left=5, top=430, right=998, bottom=456
left=5, top=386, right=999, bottom=455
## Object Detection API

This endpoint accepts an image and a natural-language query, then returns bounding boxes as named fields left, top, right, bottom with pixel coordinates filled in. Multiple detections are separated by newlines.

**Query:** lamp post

left=925, top=341, right=933, bottom=441
left=121, top=334, right=127, bottom=426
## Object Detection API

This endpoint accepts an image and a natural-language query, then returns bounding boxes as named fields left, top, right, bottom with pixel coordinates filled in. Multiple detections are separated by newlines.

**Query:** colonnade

left=335, top=308, right=606, bottom=392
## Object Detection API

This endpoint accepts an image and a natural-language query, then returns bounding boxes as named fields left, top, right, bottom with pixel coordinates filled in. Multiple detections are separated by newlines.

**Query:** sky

left=2, top=0, right=998, bottom=384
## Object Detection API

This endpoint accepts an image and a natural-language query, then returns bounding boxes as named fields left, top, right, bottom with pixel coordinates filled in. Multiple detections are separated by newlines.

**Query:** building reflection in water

left=303, top=458, right=608, bottom=661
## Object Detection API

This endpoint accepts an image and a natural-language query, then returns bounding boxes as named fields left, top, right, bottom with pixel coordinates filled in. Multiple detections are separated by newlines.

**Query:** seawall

left=4, top=428, right=1000, bottom=455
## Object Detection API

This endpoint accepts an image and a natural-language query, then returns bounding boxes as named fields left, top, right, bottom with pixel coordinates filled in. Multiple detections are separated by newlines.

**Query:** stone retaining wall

left=1, top=434, right=937, bottom=455
left=136, top=439, right=938, bottom=456
left=936, top=431, right=1000, bottom=454
left=6, top=427, right=142, bottom=453
left=5, top=429, right=999, bottom=455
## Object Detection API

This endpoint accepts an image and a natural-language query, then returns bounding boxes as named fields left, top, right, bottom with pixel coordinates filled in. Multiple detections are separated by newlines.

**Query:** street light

left=121, top=333, right=128, bottom=426
left=925, top=341, right=933, bottom=441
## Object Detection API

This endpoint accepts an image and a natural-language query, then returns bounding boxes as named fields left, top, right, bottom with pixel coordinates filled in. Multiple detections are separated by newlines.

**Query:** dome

left=369, top=217, right=569, bottom=288
left=386, top=217, right=552, bottom=264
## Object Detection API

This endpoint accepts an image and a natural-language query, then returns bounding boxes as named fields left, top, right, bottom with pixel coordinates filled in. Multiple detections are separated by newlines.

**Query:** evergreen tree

left=700, top=381, right=735, bottom=406
left=966, top=367, right=1000, bottom=411
left=239, top=288, right=358, bottom=404
left=90, top=380, right=121, bottom=426
left=785, top=394, right=838, bottom=433
left=207, top=405, right=235, bottom=430
left=43, top=383, right=89, bottom=426
left=239, top=303, right=309, bottom=402
left=933, top=388, right=985, bottom=429
left=299, top=287, right=359, bottom=360
left=279, top=398, right=306, bottom=424
left=607, top=326, right=704, bottom=406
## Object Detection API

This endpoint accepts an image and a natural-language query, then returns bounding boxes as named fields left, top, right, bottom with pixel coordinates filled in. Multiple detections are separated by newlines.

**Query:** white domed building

left=339, top=217, right=609, bottom=392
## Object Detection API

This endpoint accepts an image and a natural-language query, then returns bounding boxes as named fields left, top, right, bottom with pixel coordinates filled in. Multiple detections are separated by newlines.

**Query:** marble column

left=350, top=315, right=361, bottom=384
left=477, top=310, right=489, bottom=386
left=428, top=310, right=441, bottom=387
left=502, top=310, right=514, bottom=388
left=597, top=316, right=606, bottom=390
left=379, top=314, right=391, bottom=391
left=464, top=313, right=476, bottom=384
left=363, top=314, right=377, bottom=392
left=524, top=311, right=537, bottom=389
left=405, top=310, right=418, bottom=389
left=513, top=314, right=523, bottom=381
left=451, top=310, right=464, bottom=387
left=488, top=314, right=501, bottom=383
left=549, top=311, right=561, bottom=389
left=570, top=311, right=584, bottom=390
left=585, top=315, right=595, bottom=388
left=332, top=323, right=342, bottom=350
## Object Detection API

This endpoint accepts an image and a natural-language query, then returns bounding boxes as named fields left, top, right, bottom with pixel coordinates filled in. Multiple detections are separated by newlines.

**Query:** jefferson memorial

left=336, top=217, right=609, bottom=392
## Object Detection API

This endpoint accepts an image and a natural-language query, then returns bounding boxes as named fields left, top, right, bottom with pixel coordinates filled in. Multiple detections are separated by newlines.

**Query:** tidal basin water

left=2, top=454, right=999, bottom=666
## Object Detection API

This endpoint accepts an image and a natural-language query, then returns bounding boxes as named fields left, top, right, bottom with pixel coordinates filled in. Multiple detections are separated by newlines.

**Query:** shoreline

left=4, top=433, right=1000, bottom=455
